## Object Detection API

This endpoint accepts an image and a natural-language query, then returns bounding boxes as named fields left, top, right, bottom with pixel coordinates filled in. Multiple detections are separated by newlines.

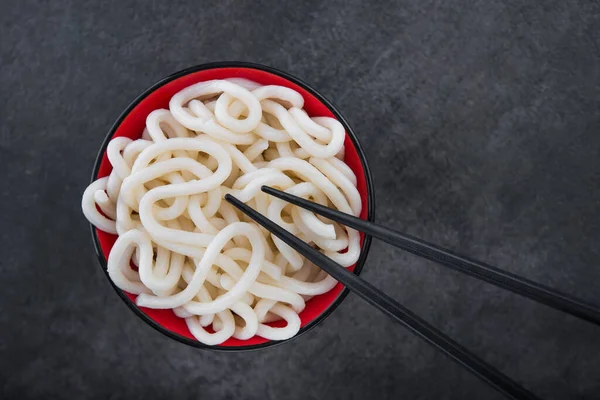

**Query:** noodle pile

left=82, top=78, right=361, bottom=345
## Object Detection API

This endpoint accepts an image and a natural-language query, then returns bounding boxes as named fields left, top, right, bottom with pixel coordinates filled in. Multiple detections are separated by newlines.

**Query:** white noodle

left=82, top=79, right=361, bottom=345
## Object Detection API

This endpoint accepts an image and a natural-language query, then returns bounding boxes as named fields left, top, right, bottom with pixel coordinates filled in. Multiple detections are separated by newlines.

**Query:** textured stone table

left=2, top=1, right=600, bottom=399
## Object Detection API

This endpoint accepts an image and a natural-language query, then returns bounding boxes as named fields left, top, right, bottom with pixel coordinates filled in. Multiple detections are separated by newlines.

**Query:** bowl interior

left=94, top=65, right=371, bottom=348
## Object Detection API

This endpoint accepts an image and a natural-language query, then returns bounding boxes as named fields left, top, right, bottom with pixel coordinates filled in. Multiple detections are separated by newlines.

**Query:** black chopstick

left=261, top=185, right=600, bottom=327
left=224, top=194, right=540, bottom=400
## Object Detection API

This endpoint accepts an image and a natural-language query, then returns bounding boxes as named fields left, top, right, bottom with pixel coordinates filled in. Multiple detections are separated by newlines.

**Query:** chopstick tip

left=224, top=193, right=235, bottom=203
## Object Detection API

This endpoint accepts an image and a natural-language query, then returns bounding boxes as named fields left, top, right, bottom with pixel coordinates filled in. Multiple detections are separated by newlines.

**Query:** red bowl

left=90, top=62, right=375, bottom=350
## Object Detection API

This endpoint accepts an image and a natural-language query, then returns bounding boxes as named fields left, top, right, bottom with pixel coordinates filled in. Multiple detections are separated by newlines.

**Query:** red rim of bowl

left=90, top=61, right=375, bottom=351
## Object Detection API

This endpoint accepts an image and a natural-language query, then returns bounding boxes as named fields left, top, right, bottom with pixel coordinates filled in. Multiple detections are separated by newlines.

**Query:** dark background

left=2, top=0, right=600, bottom=399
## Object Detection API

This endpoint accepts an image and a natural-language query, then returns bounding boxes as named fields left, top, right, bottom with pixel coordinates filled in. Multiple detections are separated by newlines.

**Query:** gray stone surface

left=2, top=0, right=600, bottom=398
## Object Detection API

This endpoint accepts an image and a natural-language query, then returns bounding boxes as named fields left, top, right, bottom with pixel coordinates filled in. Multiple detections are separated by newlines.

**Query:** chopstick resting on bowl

left=260, top=186, right=600, bottom=327
left=224, top=191, right=541, bottom=400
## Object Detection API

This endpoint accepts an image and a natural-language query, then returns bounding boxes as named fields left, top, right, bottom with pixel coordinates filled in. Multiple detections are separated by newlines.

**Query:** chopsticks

left=261, top=186, right=600, bottom=327
left=224, top=193, right=540, bottom=400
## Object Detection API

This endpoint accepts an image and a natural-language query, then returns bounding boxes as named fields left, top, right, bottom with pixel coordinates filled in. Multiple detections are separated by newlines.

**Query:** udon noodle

left=82, top=78, right=361, bottom=345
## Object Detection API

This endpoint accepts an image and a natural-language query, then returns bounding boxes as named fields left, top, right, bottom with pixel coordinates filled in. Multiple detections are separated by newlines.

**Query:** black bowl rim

left=90, top=61, right=375, bottom=352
